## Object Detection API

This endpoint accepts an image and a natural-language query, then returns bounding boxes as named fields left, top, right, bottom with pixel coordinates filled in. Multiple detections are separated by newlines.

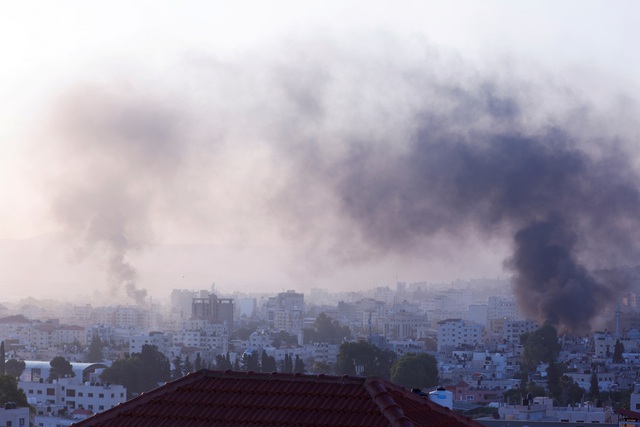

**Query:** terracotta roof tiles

left=72, top=370, right=485, bottom=427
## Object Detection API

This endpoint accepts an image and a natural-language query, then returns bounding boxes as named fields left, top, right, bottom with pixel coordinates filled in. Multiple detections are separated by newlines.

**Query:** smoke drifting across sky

left=35, top=34, right=640, bottom=333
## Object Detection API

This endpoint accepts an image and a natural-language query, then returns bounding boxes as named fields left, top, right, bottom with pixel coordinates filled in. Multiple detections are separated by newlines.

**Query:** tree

left=4, top=360, right=25, bottom=380
left=215, top=353, right=232, bottom=371
left=101, top=345, right=170, bottom=398
left=613, top=339, right=625, bottom=364
left=49, top=356, right=74, bottom=380
left=304, top=313, right=352, bottom=344
left=520, top=325, right=561, bottom=371
left=294, top=355, right=305, bottom=373
left=0, top=341, right=5, bottom=376
left=546, top=362, right=563, bottom=400
left=390, top=353, right=438, bottom=389
left=589, top=371, right=600, bottom=400
left=171, top=355, right=183, bottom=380
left=184, top=356, right=193, bottom=374
left=86, top=335, right=104, bottom=363
left=243, top=351, right=259, bottom=372
left=261, top=350, right=276, bottom=373
left=0, top=375, right=28, bottom=407
left=336, top=341, right=396, bottom=379
left=282, top=354, right=293, bottom=373
left=559, top=375, right=584, bottom=405
left=195, top=353, right=202, bottom=371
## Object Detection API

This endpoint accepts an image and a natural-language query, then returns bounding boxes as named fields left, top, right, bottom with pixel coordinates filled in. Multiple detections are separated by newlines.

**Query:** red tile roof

left=72, top=370, right=485, bottom=427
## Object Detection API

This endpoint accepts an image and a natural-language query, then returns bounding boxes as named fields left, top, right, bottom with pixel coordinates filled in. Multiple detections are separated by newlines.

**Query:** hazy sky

left=1, top=1, right=640, bottom=304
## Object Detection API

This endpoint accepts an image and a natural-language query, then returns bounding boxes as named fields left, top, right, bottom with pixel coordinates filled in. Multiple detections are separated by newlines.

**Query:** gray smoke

left=46, top=85, right=192, bottom=304
left=41, top=36, right=640, bottom=329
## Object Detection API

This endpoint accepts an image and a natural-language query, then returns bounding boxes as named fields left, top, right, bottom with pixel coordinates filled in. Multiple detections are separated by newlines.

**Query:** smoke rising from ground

left=40, top=36, right=640, bottom=331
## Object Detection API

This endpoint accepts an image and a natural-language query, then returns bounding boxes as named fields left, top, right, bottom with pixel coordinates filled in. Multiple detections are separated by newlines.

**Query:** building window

left=66, top=389, right=76, bottom=397
left=46, top=388, right=55, bottom=396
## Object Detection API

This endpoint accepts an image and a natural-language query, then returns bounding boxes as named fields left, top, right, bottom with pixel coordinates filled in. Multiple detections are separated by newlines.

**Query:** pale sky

left=1, top=1, right=639, bottom=303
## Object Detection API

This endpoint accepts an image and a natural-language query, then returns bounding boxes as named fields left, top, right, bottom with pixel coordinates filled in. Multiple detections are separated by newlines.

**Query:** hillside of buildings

left=2, top=276, right=640, bottom=425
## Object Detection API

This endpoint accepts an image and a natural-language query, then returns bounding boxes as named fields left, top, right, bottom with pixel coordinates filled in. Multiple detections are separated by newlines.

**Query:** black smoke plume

left=40, top=37, right=640, bottom=328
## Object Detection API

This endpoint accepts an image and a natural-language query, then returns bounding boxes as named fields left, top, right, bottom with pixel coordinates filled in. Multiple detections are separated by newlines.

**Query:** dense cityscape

left=0, top=273, right=639, bottom=425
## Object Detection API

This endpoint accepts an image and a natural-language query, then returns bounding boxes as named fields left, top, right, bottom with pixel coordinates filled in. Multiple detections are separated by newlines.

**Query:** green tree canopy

left=86, top=335, right=104, bottom=363
left=520, top=325, right=561, bottom=371
left=0, top=341, right=5, bottom=376
left=336, top=341, right=396, bottom=379
left=304, top=313, right=351, bottom=344
left=390, top=353, right=438, bottom=389
left=171, top=355, right=183, bottom=380
left=101, top=345, right=170, bottom=398
left=4, top=360, right=25, bottom=380
left=546, top=362, right=564, bottom=400
left=613, top=339, right=625, bottom=364
left=0, top=375, right=28, bottom=407
left=294, top=355, right=305, bottom=373
left=589, top=371, right=600, bottom=400
left=49, top=356, right=74, bottom=380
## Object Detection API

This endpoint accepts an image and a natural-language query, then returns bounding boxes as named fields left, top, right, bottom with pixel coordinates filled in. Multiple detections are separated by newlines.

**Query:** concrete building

left=0, top=405, right=29, bottom=427
left=21, top=377, right=126, bottom=413
left=129, top=332, right=171, bottom=356
left=437, top=319, right=484, bottom=352
left=503, top=320, right=538, bottom=345
left=383, top=311, right=430, bottom=341
left=192, top=293, right=234, bottom=333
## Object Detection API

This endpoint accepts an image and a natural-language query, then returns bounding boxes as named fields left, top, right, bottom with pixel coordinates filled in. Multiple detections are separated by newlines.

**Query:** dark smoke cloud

left=40, top=36, right=640, bottom=331
left=259, top=40, right=640, bottom=333
left=279, top=117, right=640, bottom=333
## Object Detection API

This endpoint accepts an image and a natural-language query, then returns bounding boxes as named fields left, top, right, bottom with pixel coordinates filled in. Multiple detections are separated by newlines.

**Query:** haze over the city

left=2, top=1, right=640, bottom=331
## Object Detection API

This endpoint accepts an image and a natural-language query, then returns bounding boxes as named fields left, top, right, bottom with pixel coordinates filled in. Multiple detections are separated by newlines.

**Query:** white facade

left=20, top=378, right=127, bottom=413
left=129, top=332, right=171, bottom=355
left=0, top=406, right=29, bottom=427
left=437, top=319, right=484, bottom=352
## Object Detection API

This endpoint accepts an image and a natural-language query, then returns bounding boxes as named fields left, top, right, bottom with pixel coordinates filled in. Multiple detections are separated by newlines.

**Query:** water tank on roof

left=429, top=387, right=453, bottom=410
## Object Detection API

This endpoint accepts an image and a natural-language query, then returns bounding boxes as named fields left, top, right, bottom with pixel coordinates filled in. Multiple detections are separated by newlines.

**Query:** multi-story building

left=192, top=293, right=234, bottom=333
left=487, top=296, right=519, bottom=321
left=437, top=319, right=484, bottom=352
left=129, top=332, right=171, bottom=355
left=21, top=378, right=126, bottom=413
left=503, top=320, right=538, bottom=345
left=383, top=311, right=430, bottom=341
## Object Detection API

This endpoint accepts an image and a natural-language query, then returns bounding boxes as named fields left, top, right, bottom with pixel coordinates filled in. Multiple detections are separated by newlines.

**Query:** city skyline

left=1, top=1, right=640, bottom=327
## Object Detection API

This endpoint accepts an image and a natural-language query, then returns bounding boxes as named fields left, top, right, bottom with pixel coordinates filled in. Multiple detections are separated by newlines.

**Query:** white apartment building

left=21, top=378, right=126, bottom=413
left=487, top=296, right=519, bottom=321
left=0, top=406, right=29, bottom=427
left=437, top=319, right=484, bottom=352
left=273, top=309, right=303, bottom=334
left=129, top=331, right=171, bottom=355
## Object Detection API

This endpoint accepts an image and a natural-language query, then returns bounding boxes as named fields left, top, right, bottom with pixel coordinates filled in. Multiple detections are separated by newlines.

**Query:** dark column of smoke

left=273, top=78, right=640, bottom=333
left=507, top=216, right=609, bottom=334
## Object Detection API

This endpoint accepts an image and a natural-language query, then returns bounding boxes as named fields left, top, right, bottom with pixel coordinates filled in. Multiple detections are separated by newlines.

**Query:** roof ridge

left=364, top=377, right=414, bottom=427
left=203, top=369, right=367, bottom=384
